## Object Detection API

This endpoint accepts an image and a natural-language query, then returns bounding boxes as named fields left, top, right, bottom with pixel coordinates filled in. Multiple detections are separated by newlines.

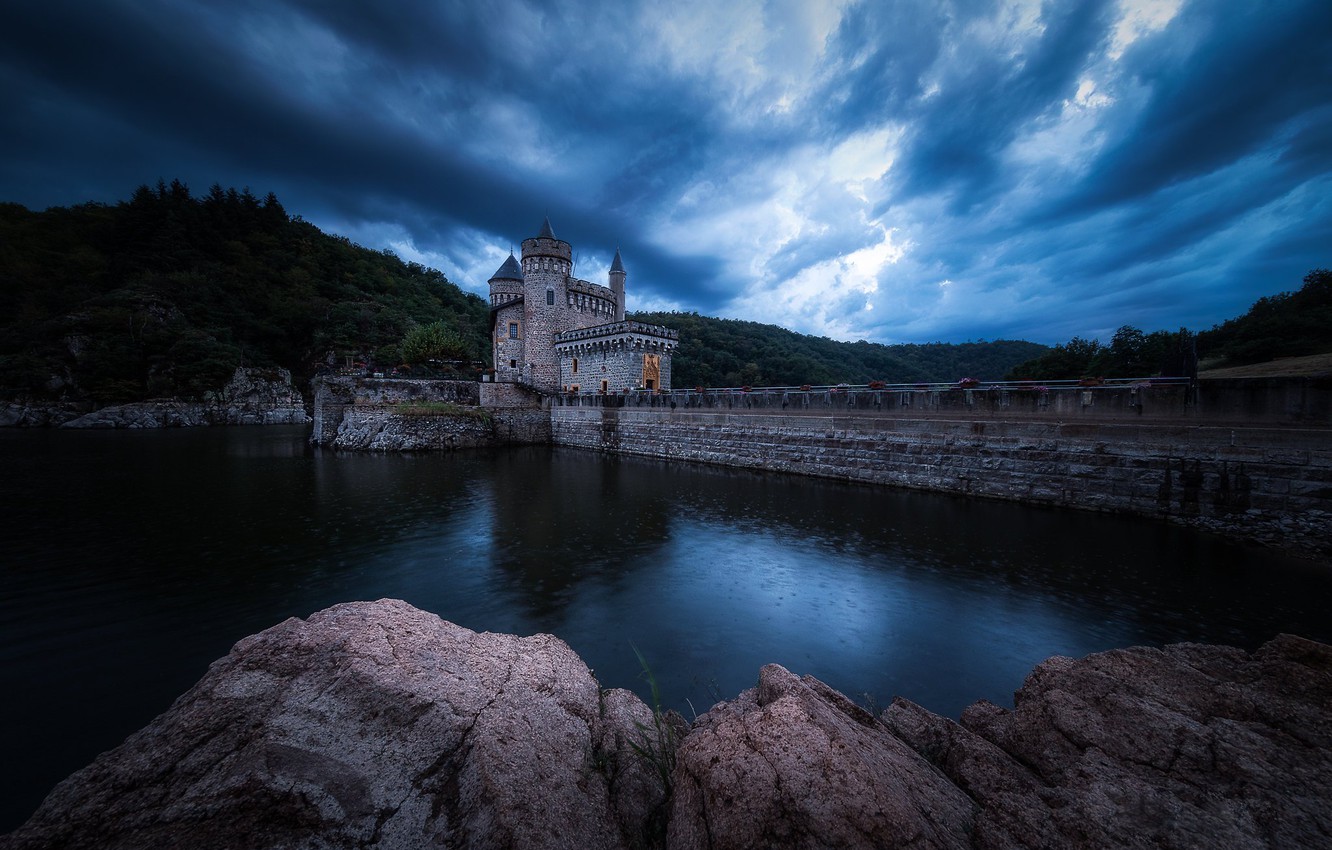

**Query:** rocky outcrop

left=881, top=634, right=1332, bottom=849
left=671, top=635, right=1332, bottom=850
left=669, top=664, right=976, bottom=849
left=205, top=366, right=308, bottom=425
left=6, top=602, right=1330, bottom=850
left=0, top=399, right=89, bottom=427
left=56, top=367, right=308, bottom=429
left=2, top=601, right=665, bottom=850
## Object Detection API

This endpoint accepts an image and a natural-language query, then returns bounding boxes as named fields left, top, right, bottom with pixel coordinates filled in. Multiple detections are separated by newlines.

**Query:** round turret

left=488, top=252, right=524, bottom=309
left=609, top=248, right=626, bottom=322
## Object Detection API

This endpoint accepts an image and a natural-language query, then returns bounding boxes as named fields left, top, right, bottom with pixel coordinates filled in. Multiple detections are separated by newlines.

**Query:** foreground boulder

left=882, top=634, right=1332, bottom=849
left=6, top=600, right=1330, bottom=850
left=669, top=635, right=1332, bottom=849
left=2, top=600, right=664, bottom=850
left=669, top=664, right=976, bottom=849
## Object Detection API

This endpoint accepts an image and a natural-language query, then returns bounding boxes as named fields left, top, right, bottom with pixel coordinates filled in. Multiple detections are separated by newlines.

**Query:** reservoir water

left=2, top=424, right=1330, bottom=830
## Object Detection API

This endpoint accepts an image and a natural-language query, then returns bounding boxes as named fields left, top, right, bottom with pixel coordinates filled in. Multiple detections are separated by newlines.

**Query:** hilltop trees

left=1005, top=269, right=1331, bottom=380
left=1005, top=328, right=1197, bottom=381
left=1198, top=269, right=1331, bottom=367
left=0, top=181, right=488, bottom=403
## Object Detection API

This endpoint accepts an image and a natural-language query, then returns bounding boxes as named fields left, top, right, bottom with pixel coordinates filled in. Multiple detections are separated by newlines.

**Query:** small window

left=509, top=359, right=517, bottom=369
left=572, top=357, right=579, bottom=374
left=508, top=322, right=519, bottom=339
left=546, top=289, right=555, bottom=306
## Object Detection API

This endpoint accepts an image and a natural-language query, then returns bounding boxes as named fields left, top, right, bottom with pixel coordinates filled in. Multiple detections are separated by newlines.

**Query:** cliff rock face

left=5, top=601, right=1330, bottom=850
left=52, top=367, right=308, bottom=429
left=2, top=600, right=664, bottom=850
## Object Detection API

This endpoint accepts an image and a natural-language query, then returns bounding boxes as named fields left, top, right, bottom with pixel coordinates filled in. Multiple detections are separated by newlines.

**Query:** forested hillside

left=0, top=181, right=488, bottom=404
left=1004, top=269, right=1331, bottom=380
left=1197, top=269, right=1331, bottom=368
left=630, top=311, right=1047, bottom=386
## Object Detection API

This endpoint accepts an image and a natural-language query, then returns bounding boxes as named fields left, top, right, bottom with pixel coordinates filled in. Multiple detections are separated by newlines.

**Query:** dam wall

left=549, top=404, right=1331, bottom=560
left=312, top=375, right=1330, bottom=558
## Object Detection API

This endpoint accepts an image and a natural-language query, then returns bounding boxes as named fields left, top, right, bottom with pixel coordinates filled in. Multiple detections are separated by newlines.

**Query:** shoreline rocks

left=4, top=601, right=1330, bottom=849
left=3, top=367, right=311, bottom=429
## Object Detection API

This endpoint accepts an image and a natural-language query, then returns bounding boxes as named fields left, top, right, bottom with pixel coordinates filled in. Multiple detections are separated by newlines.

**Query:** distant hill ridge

left=629, top=311, right=1047, bottom=386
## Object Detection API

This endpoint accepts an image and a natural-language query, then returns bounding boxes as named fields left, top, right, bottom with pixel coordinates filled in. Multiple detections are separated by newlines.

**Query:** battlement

left=554, top=320, right=680, bottom=345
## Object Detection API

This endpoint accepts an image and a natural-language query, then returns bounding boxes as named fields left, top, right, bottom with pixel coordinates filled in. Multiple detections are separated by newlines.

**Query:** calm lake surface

left=3, top=424, right=1331, bottom=829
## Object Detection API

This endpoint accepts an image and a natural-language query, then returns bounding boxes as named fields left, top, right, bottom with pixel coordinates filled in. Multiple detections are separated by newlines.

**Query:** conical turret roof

left=537, top=216, right=556, bottom=239
left=489, top=251, right=524, bottom=282
left=610, top=248, right=625, bottom=274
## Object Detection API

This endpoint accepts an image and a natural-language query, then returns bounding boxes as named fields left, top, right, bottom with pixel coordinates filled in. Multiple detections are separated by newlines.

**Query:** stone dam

left=312, top=376, right=1332, bottom=561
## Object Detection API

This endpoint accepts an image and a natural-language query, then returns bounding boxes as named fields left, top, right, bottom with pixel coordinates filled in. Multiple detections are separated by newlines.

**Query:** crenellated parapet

left=554, top=320, right=679, bottom=348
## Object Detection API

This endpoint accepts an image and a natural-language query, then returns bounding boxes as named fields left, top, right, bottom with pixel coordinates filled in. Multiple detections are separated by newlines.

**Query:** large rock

left=670, top=636, right=1331, bottom=850
left=2, top=600, right=665, bottom=850
left=882, top=634, right=1332, bottom=849
left=669, top=664, right=977, bottom=849
left=7, top=604, right=1330, bottom=850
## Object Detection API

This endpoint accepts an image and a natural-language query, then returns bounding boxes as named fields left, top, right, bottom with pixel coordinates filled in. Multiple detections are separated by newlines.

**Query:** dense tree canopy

left=0, top=182, right=488, bottom=402
left=1197, top=269, right=1332, bottom=368
left=1005, top=327, right=1197, bottom=381
left=631, top=311, right=1048, bottom=386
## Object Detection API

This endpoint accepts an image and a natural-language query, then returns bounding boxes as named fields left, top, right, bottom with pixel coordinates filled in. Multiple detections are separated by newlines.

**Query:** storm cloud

left=2, top=0, right=1328, bottom=344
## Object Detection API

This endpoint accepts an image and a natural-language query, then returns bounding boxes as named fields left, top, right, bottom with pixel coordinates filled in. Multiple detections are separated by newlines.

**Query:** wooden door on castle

left=642, top=354, right=660, bottom=391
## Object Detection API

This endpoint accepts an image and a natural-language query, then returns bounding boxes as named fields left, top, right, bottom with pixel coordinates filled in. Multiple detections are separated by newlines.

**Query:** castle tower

left=488, top=251, right=526, bottom=382
left=519, top=217, right=573, bottom=389
left=609, top=248, right=626, bottom=322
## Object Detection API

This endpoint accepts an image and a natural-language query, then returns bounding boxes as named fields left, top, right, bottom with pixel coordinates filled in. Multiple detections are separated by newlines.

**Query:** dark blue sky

left=2, top=0, right=1328, bottom=344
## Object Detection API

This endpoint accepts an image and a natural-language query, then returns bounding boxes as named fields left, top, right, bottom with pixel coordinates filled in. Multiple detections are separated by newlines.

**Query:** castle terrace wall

left=549, top=407, right=1332, bottom=561
left=311, top=378, right=480, bottom=446
left=328, top=405, right=549, bottom=450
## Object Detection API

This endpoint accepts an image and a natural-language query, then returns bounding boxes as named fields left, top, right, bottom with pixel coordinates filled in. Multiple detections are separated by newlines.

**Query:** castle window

left=509, top=359, right=517, bottom=369
left=508, top=322, right=519, bottom=339
left=572, top=357, right=579, bottom=374
left=546, top=289, right=555, bottom=305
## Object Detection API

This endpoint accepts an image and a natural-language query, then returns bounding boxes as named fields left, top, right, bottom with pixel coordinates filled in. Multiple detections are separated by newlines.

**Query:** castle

left=487, top=218, right=678, bottom=394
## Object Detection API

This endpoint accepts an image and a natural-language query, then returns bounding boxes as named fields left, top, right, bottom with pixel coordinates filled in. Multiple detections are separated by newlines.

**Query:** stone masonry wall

left=310, top=378, right=479, bottom=446
left=328, top=406, right=549, bottom=450
left=549, top=407, right=1332, bottom=560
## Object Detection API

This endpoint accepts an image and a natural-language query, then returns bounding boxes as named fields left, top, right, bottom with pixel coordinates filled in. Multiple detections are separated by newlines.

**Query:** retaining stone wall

left=329, top=406, right=549, bottom=450
left=310, top=378, right=480, bottom=446
left=550, top=407, right=1332, bottom=561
